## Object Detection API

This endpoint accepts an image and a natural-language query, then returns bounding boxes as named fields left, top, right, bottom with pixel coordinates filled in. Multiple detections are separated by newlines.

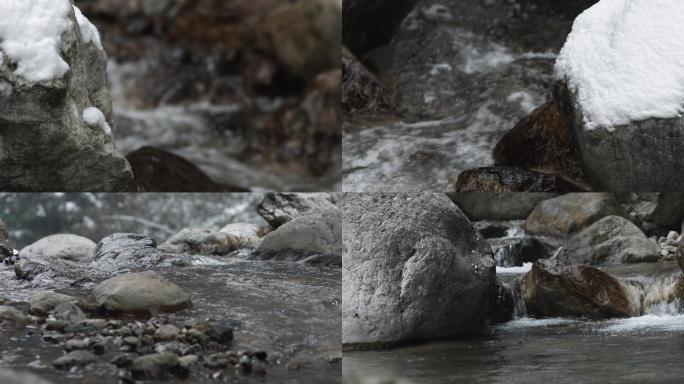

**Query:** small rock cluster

left=653, top=231, right=682, bottom=260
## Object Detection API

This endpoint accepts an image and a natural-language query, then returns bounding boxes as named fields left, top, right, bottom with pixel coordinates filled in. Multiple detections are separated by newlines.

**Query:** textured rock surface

left=342, top=46, right=390, bottom=113
left=521, top=260, right=632, bottom=319
left=159, top=228, right=250, bottom=256
left=257, top=193, right=338, bottom=228
left=453, top=167, right=585, bottom=193
left=524, top=193, right=624, bottom=238
left=131, top=352, right=180, bottom=380
left=558, top=216, right=660, bottom=265
left=0, top=4, right=132, bottom=191
left=342, top=193, right=496, bottom=346
left=342, top=0, right=419, bottom=55
left=91, top=233, right=171, bottom=268
left=449, top=193, right=555, bottom=221
left=29, top=291, right=86, bottom=316
left=92, top=272, right=192, bottom=314
left=257, top=209, right=342, bottom=257
left=19, top=234, right=96, bottom=263
left=0, top=305, right=29, bottom=326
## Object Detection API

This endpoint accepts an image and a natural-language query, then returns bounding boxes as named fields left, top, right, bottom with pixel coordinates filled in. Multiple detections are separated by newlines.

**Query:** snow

left=555, top=0, right=684, bottom=130
left=496, top=262, right=533, bottom=274
left=0, top=0, right=72, bottom=82
left=72, top=5, right=103, bottom=50
left=0, top=1, right=103, bottom=82
left=83, top=107, right=112, bottom=136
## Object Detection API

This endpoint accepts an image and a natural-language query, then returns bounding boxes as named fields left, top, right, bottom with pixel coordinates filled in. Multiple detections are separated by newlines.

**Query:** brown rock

left=342, top=46, right=390, bottom=113
left=521, top=260, right=632, bottom=319
left=453, top=167, right=586, bottom=193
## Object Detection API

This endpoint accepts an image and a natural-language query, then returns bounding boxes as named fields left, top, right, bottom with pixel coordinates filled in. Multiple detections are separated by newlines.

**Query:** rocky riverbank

left=0, top=193, right=342, bottom=383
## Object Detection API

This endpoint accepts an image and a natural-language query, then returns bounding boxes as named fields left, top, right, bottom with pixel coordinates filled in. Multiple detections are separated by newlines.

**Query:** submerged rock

left=343, top=0, right=418, bottom=55
left=0, top=1, right=133, bottom=191
left=453, top=167, right=585, bottom=193
left=557, top=216, right=660, bottom=265
left=521, top=260, right=632, bottom=319
left=159, top=228, right=251, bottom=256
left=342, top=193, right=496, bottom=346
left=524, top=193, right=624, bottom=238
left=20, top=234, right=96, bottom=263
left=257, top=193, right=338, bottom=228
left=92, top=272, right=192, bottom=314
left=0, top=369, right=53, bottom=384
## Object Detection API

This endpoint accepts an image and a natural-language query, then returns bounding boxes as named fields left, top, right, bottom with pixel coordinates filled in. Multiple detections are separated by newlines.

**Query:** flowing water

left=343, top=0, right=580, bottom=191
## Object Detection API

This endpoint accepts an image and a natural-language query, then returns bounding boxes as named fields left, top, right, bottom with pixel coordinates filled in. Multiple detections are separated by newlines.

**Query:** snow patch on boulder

left=73, top=5, right=103, bottom=50
left=555, top=0, right=684, bottom=129
left=83, top=107, right=112, bottom=136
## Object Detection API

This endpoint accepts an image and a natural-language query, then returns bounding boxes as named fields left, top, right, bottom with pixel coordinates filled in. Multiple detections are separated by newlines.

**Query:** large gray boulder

left=448, top=192, right=555, bottom=221
left=256, top=209, right=342, bottom=264
left=257, top=193, right=338, bottom=228
left=342, top=193, right=496, bottom=347
left=0, top=2, right=132, bottom=191
left=342, top=0, right=418, bottom=55
left=92, top=272, right=192, bottom=314
left=524, top=193, right=624, bottom=238
left=91, top=233, right=173, bottom=269
left=20, top=234, right=96, bottom=262
left=557, top=216, right=660, bottom=265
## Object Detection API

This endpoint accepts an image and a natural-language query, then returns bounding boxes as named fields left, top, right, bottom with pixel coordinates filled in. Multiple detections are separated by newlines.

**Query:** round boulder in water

left=92, top=272, right=192, bottom=314
left=555, top=0, right=684, bottom=191
left=20, top=234, right=96, bottom=263
left=343, top=193, right=496, bottom=347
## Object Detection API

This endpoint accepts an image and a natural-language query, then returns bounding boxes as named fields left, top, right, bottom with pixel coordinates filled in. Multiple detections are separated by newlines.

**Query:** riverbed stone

left=449, top=193, right=555, bottom=221
left=342, top=46, right=390, bottom=113
left=521, top=260, right=632, bottom=319
left=29, top=291, right=85, bottom=316
left=130, top=352, right=179, bottom=380
left=220, top=223, right=263, bottom=244
left=0, top=369, right=54, bottom=384
left=0, top=305, right=29, bottom=326
left=53, top=350, right=97, bottom=369
left=52, top=303, right=87, bottom=323
left=557, top=216, right=660, bottom=265
left=257, top=193, right=339, bottom=228
left=343, top=193, right=496, bottom=346
left=256, top=209, right=342, bottom=258
left=91, top=233, right=173, bottom=269
left=524, top=193, right=624, bottom=238
left=20, top=234, right=96, bottom=263
left=159, top=228, right=250, bottom=255
left=453, top=167, right=585, bottom=193
left=155, top=324, right=180, bottom=341
left=93, top=272, right=191, bottom=314
left=0, top=3, right=133, bottom=191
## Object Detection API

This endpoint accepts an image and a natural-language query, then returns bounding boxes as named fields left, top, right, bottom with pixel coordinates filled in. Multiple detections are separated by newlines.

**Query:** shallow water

left=343, top=0, right=578, bottom=191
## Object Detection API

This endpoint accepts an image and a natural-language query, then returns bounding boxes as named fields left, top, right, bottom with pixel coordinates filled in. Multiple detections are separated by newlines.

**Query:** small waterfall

left=621, top=272, right=684, bottom=316
left=502, top=280, right=527, bottom=318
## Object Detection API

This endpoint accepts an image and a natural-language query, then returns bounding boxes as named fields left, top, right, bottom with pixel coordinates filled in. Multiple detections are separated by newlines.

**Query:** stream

left=343, top=0, right=580, bottom=191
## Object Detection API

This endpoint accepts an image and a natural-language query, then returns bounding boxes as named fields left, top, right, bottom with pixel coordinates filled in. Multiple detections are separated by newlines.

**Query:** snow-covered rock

left=555, top=0, right=684, bottom=191
left=0, top=0, right=132, bottom=191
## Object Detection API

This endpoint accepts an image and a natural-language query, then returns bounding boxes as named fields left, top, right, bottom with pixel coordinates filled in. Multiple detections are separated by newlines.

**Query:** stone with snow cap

left=0, top=0, right=132, bottom=191
left=555, top=0, right=684, bottom=191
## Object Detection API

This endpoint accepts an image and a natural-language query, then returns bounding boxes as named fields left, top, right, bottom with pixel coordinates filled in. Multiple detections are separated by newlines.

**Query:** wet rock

left=159, top=228, right=249, bottom=256
left=92, top=272, right=192, bottom=314
left=0, top=305, right=29, bottom=326
left=449, top=193, right=555, bottom=221
left=524, top=193, right=625, bottom=238
left=205, top=321, right=234, bottom=345
left=257, top=193, right=339, bottom=228
left=647, top=193, right=684, bottom=230
left=493, top=102, right=585, bottom=183
left=130, top=352, right=179, bottom=380
left=489, top=280, right=515, bottom=324
left=343, top=0, right=419, bottom=55
left=453, top=167, right=585, bottom=193
left=0, top=217, right=10, bottom=250
left=0, top=369, right=53, bottom=384
left=558, top=216, right=660, bottom=265
left=52, top=303, right=87, bottom=323
left=29, top=291, right=85, bottom=317
left=155, top=324, right=181, bottom=341
left=52, top=350, right=97, bottom=369
left=256, top=209, right=342, bottom=260
left=13, top=256, right=84, bottom=281
left=177, top=354, right=199, bottom=371
left=492, top=237, right=551, bottom=267
left=521, top=260, right=632, bottom=319
left=219, top=223, right=263, bottom=245
left=342, top=193, right=496, bottom=346
left=20, top=234, right=96, bottom=263
left=0, top=3, right=133, bottom=191
left=556, top=80, right=684, bottom=192
left=92, top=233, right=170, bottom=267
left=127, top=146, right=248, bottom=192
left=342, top=46, right=390, bottom=113
left=64, top=339, right=90, bottom=352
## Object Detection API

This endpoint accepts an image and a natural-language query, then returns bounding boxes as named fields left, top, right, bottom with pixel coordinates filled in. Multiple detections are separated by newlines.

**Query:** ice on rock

left=555, top=0, right=684, bottom=129
left=83, top=107, right=112, bottom=136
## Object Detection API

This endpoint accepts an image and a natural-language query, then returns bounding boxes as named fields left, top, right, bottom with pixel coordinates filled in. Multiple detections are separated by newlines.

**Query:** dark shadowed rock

left=127, top=146, right=248, bottom=192
left=92, top=272, right=191, bottom=314
left=453, top=167, right=586, bottom=193
left=492, top=237, right=552, bottom=267
left=343, top=0, right=419, bottom=55
left=449, top=193, right=555, bottom=221
left=521, top=260, right=632, bottom=319
left=257, top=193, right=338, bottom=228
left=558, top=216, right=660, bottom=265
left=524, top=193, right=625, bottom=238
left=493, top=102, right=585, bottom=183
left=342, top=46, right=390, bottom=113
left=647, top=193, right=684, bottom=230
left=343, top=193, right=496, bottom=346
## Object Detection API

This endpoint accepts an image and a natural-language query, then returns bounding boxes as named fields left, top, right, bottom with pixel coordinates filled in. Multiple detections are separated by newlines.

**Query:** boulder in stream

left=29, top=291, right=86, bottom=316
left=0, top=0, right=133, bottom=191
left=0, top=305, right=29, bottom=326
left=92, top=272, right=192, bottom=314
left=449, top=193, right=555, bottom=221
left=20, top=234, right=96, bottom=263
left=130, top=352, right=180, bottom=380
left=91, top=233, right=171, bottom=267
left=557, top=215, right=660, bottom=265
left=343, top=0, right=419, bottom=55
left=159, top=228, right=252, bottom=256
left=521, top=260, right=632, bottom=319
left=342, top=193, right=496, bottom=346
left=257, top=193, right=339, bottom=228
left=453, top=167, right=585, bottom=193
